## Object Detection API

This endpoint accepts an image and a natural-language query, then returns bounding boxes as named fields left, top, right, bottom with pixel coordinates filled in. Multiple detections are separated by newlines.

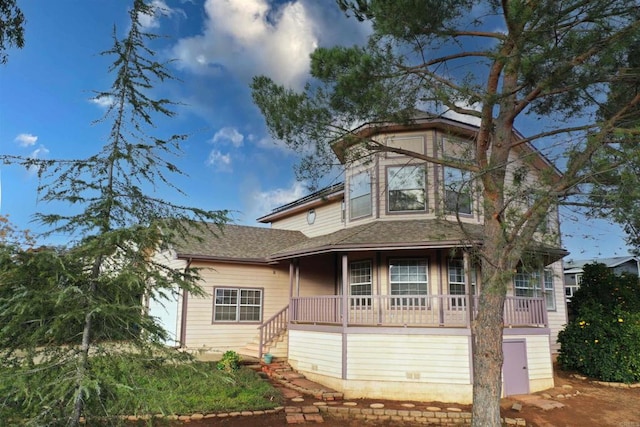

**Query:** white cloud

left=27, top=145, right=50, bottom=175
left=206, top=149, right=232, bottom=171
left=172, top=0, right=320, bottom=88
left=247, top=181, right=308, bottom=218
left=90, top=95, right=115, bottom=109
left=441, top=101, right=482, bottom=127
left=212, top=127, right=244, bottom=147
left=15, top=133, right=38, bottom=147
left=138, top=0, right=185, bottom=29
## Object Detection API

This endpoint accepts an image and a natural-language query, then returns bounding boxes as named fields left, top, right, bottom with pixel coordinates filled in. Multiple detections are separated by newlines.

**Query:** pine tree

left=0, top=1, right=227, bottom=425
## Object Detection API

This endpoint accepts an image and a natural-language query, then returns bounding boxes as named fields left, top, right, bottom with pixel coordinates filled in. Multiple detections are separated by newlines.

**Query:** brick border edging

left=571, top=374, right=640, bottom=389
left=319, top=405, right=527, bottom=426
left=88, top=407, right=286, bottom=423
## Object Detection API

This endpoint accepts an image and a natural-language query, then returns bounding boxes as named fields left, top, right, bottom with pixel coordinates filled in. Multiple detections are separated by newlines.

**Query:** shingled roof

left=170, top=219, right=566, bottom=264
left=172, top=223, right=307, bottom=263
left=268, top=219, right=483, bottom=260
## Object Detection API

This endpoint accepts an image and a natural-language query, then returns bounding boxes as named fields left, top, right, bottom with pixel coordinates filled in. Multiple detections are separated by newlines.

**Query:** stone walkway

left=256, top=360, right=527, bottom=426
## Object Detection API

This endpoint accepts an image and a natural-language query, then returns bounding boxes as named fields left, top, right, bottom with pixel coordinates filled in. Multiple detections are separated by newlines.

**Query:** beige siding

left=504, top=334, right=554, bottom=392
left=271, top=201, right=345, bottom=237
left=347, top=334, right=471, bottom=384
left=546, top=260, right=568, bottom=352
left=149, top=249, right=188, bottom=346
left=288, top=330, right=343, bottom=378
left=298, top=254, right=337, bottom=296
left=183, top=261, right=290, bottom=351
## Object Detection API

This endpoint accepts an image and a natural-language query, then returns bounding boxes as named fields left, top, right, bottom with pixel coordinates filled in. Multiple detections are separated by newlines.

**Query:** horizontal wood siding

left=271, top=201, right=345, bottom=237
left=183, top=261, right=289, bottom=351
left=506, top=334, right=553, bottom=381
left=150, top=250, right=188, bottom=346
left=288, top=330, right=342, bottom=378
left=298, top=254, right=337, bottom=296
left=546, top=260, right=568, bottom=353
left=346, top=334, right=471, bottom=384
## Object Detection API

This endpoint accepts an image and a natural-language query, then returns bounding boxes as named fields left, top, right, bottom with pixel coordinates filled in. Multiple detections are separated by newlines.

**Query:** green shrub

left=216, top=350, right=241, bottom=372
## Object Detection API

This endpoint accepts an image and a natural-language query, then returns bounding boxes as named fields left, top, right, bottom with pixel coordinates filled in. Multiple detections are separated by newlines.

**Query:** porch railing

left=258, top=304, right=288, bottom=358
left=290, top=295, right=547, bottom=328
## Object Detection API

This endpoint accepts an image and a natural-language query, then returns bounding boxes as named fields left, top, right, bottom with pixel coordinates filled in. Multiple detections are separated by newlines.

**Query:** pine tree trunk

left=68, top=309, right=93, bottom=427
left=471, top=283, right=506, bottom=427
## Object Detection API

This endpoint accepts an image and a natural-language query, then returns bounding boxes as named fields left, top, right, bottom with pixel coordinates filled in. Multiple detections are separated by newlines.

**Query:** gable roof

left=564, top=256, right=639, bottom=272
left=172, top=223, right=307, bottom=264
left=172, top=220, right=566, bottom=264
left=257, top=183, right=344, bottom=224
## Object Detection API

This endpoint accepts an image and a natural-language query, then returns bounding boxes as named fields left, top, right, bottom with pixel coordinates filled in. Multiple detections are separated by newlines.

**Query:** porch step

left=239, top=330, right=289, bottom=359
left=260, top=361, right=343, bottom=402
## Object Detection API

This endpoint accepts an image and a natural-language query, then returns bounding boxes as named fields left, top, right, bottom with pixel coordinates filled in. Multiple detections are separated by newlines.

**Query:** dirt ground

left=138, top=366, right=640, bottom=427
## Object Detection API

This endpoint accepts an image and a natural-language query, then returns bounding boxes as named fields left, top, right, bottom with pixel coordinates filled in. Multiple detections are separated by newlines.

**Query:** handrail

left=289, top=295, right=547, bottom=328
left=258, top=305, right=289, bottom=359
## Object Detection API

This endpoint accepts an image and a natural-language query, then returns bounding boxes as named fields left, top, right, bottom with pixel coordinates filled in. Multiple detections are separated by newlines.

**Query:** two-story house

left=150, top=115, right=568, bottom=403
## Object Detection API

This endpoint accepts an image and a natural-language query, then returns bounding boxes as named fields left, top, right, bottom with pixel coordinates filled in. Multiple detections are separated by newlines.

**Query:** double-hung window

left=213, top=288, right=262, bottom=322
left=349, top=171, right=372, bottom=219
left=543, top=269, right=555, bottom=310
left=443, top=166, right=472, bottom=215
left=448, top=258, right=466, bottom=309
left=514, top=267, right=556, bottom=311
left=349, top=260, right=372, bottom=307
left=387, top=165, right=426, bottom=212
left=389, top=259, right=428, bottom=307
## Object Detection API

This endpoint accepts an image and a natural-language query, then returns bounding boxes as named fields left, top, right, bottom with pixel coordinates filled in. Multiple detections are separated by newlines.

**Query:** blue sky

left=0, top=0, right=633, bottom=260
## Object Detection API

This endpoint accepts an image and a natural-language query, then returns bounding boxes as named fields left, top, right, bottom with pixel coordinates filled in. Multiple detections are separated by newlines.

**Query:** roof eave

left=268, top=239, right=481, bottom=261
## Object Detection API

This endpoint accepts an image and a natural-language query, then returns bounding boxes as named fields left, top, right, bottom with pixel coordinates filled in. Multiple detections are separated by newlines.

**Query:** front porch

left=290, top=294, right=548, bottom=328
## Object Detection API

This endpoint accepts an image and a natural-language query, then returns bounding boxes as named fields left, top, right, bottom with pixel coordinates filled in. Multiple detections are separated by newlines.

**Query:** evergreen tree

left=251, top=1, right=640, bottom=425
left=0, top=1, right=227, bottom=425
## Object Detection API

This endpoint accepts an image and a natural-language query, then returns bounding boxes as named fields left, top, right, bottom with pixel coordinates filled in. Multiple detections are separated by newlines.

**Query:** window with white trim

left=514, top=266, right=555, bottom=310
left=448, top=258, right=466, bottom=309
left=544, top=269, right=555, bottom=310
left=349, top=171, right=372, bottom=219
left=443, top=166, right=472, bottom=215
left=349, top=260, right=372, bottom=306
left=213, top=288, right=262, bottom=322
left=387, top=165, right=426, bottom=212
left=389, top=259, right=428, bottom=306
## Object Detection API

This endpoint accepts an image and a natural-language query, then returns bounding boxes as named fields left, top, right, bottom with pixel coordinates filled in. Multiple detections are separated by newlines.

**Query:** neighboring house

left=151, top=115, right=568, bottom=403
left=564, top=256, right=640, bottom=302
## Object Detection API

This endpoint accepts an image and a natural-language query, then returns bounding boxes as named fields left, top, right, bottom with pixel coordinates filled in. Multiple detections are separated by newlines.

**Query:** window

left=544, top=269, right=555, bottom=310
left=213, top=288, right=262, bottom=322
left=349, top=260, right=372, bottom=306
left=443, top=166, right=472, bottom=215
left=389, top=259, right=428, bottom=306
left=387, top=165, right=426, bottom=212
left=448, top=258, right=466, bottom=309
left=349, top=171, right=372, bottom=219
left=514, top=267, right=555, bottom=310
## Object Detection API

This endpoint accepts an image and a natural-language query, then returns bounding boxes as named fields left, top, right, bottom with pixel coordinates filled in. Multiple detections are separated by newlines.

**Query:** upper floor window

left=349, top=171, right=372, bottom=219
left=387, top=165, right=426, bottom=212
left=443, top=166, right=472, bottom=215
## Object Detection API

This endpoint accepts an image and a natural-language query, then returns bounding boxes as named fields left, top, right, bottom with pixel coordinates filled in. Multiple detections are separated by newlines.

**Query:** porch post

left=341, top=254, right=348, bottom=380
left=289, top=261, right=294, bottom=299
left=437, top=250, right=444, bottom=325
left=295, top=260, right=300, bottom=297
left=464, top=250, right=473, bottom=328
